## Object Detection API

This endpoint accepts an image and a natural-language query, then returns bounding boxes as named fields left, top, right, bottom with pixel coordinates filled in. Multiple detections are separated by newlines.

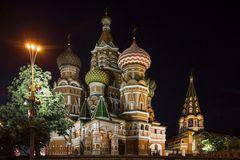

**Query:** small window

left=145, top=125, right=149, bottom=131
left=188, top=118, right=193, bottom=127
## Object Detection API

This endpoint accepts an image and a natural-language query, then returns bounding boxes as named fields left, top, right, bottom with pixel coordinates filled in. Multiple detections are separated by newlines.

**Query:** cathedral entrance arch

left=150, top=144, right=162, bottom=156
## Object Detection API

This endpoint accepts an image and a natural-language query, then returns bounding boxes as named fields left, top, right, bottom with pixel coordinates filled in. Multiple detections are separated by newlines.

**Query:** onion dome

left=101, top=10, right=111, bottom=29
left=85, top=69, right=110, bottom=85
left=57, top=35, right=81, bottom=68
left=118, top=38, right=151, bottom=70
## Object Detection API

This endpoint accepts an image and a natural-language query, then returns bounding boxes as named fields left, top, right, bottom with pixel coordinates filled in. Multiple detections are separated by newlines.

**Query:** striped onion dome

left=85, top=69, right=110, bottom=85
left=118, top=38, right=151, bottom=70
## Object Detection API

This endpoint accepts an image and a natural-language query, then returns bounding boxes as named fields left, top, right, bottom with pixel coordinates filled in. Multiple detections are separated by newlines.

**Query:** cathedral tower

left=85, top=68, right=110, bottom=111
left=179, top=73, right=204, bottom=133
left=54, top=35, right=84, bottom=118
left=118, top=36, right=151, bottom=122
left=89, top=11, right=121, bottom=114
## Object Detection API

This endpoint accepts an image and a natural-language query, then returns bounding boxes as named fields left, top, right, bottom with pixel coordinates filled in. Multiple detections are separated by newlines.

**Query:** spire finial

left=105, top=8, right=108, bottom=16
left=67, top=34, right=71, bottom=47
left=190, top=70, right=194, bottom=83
left=132, top=27, right=137, bottom=40
left=101, top=8, right=111, bottom=30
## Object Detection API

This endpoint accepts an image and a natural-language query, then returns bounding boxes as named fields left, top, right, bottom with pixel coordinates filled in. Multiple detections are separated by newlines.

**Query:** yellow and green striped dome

left=85, top=69, right=110, bottom=85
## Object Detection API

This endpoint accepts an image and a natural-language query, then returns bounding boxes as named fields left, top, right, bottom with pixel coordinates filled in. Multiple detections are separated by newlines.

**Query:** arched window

left=145, top=125, right=149, bottom=131
left=140, top=124, right=144, bottom=130
left=155, top=144, right=158, bottom=150
left=188, top=118, right=193, bottom=127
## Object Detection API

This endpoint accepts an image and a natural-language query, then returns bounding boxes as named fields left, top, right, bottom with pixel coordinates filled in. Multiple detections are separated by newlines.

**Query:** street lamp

left=26, top=43, right=41, bottom=160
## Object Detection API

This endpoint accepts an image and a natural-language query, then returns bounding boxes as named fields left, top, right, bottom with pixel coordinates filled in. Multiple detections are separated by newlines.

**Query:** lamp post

left=26, top=43, right=41, bottom=160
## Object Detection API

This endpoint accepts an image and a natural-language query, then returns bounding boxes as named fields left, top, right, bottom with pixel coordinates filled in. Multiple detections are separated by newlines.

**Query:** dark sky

left=0, top=1, right=239, bottom=137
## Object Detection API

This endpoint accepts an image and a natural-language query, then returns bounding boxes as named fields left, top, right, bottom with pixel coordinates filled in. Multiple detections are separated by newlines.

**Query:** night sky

left=0, top=1, right=239, bottom=137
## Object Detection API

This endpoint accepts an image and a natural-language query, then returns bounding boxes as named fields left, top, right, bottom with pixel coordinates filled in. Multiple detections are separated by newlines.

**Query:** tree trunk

left=35, top=138, right=41, bottom=158
left=35, top=146, right=41, bottom=158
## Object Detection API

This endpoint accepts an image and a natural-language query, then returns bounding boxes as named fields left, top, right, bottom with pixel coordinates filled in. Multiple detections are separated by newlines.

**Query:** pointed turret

left=54, top=34, right=84, bottom=117
left=89, top=10, right=121, bottom=115
left=182, top=73, right=201, bottom=116
left=79, top=98, right=91, bottom=122
left=97, top=9, right=116, bottom=48
left=92, top=96, right=111, bottom=121
left=179, top=72, right=204, bottom=133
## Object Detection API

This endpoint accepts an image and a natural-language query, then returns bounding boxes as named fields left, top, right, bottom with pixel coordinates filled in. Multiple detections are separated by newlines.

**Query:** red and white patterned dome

left=118, top=39, right=151, bottom=70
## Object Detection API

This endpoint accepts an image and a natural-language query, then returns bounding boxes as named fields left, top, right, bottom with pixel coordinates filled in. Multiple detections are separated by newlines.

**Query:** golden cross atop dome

left=67, top=34, right=71, bottom=47
left=190, top=71, right=194, bottom=82
left=132, top=27, right=137, bottom=40
left=105, top=8, right=108, bottom=16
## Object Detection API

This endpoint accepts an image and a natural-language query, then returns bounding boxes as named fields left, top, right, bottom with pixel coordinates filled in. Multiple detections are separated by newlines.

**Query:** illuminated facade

left=166, top=74, right=204, bottom=156
left=46, top=12, right=166, bottom=156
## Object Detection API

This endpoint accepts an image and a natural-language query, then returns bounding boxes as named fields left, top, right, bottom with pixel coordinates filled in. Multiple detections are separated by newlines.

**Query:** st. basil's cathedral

left=46, top=12, right=204, bottom=156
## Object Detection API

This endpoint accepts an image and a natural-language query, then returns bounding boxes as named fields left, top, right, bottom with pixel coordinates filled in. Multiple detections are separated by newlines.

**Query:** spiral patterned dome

left=118, top=39, right=151, bottom=70
left=85, top=69, right=110, bottom=85
left=57, top=47, right=81, bottom=68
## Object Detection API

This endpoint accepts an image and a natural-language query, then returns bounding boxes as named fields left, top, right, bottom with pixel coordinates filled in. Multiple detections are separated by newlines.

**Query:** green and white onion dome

left=85, top=69, right=110, bottom=85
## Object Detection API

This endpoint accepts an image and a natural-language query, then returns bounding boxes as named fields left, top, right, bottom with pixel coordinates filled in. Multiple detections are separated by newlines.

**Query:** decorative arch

left=150, top=144, right=162, bottom=156
left=70, top=80, right=80, bottom=87
left=58, top=79, right=68, bottom=86
left=139, top=94, right=145, bottom=110
left=188, top=118, right=193, bottom=127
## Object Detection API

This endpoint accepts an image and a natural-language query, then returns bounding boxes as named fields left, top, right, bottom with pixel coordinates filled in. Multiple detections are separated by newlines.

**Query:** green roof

left=79, top=98, right=91, bottom=121
left=92, top=96, right=111, bottom=121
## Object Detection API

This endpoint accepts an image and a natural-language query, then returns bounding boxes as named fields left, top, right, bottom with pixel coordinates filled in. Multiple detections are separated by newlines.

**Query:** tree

left=0, top=65, right=73, bottom=156
left=200, top=132, right=237, bottom=153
